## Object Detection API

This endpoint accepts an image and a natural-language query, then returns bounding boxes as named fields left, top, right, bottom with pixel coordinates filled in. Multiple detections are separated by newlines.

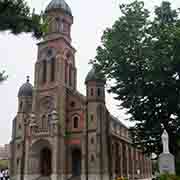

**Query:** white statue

left=161, top=129, right=170, bottom=154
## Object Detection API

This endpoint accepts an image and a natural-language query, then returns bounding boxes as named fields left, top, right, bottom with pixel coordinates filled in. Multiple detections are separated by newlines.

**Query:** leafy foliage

left=0, top=71, right=7, bottom=83
left=0, top=0, right=47, bottom=39
left=156, top=174, right=180, bottom=180
left=0, top=160, right=8, bottom=169
left=92, top=0, right=180, bottom=156
left=0, top=0, right=49, bottom=82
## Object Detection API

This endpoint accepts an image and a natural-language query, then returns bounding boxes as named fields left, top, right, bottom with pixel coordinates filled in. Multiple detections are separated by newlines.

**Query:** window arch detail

left=41, top=115, right=47, bottom=129
left=72, top=115, right=80, bottom=129
left=97, top=88, right=101, bottom=96
left=90, top=88, right=94, bottom=96
left=19, top=101, right=23, bottom=111
left=90, top=153, right=95, bottom=163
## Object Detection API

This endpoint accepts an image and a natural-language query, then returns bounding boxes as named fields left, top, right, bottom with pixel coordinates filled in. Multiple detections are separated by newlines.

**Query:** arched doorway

left=40, top=148, right=52, bottom=176
left=72, top=149, right=81, bottom=177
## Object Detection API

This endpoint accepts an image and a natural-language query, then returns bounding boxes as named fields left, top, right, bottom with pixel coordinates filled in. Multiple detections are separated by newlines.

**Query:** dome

left=85, top=68, right=106, bottom=84
left=45, top=0, right=72, bottom=15
left=18, top=76, right=33, bottom=97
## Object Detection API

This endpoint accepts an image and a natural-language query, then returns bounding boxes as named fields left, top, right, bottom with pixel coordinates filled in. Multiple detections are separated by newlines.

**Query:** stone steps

left=36, top=176, right=51, bottom=180
left=67, top=176, right=81, bottom=180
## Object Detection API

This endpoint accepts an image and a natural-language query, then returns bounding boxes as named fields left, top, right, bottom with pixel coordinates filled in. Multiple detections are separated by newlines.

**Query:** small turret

left=85, top=68, right=106, bottom=103
left=18, top=76, right=33, bottom=113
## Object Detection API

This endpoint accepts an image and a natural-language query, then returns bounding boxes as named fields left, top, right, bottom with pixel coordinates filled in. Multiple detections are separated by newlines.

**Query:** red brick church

left=10, top=0, right=152, bottom=180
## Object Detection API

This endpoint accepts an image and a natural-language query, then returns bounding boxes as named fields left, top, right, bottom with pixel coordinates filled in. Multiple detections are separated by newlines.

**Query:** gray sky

left=0, top=0, right=179, bottom=145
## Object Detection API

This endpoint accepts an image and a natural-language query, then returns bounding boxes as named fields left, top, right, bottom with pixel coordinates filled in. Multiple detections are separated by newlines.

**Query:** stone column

left=81, top=145, right=86, bottom=180
left=51, top=137, right=58, bottom=180
left=142, top=154, right=146, bottom=178
left=47, top=60, right=51, bottom=83
left=81, top=116, right=86, bottom=180
left=139, top=152, right=142, bottom=179
left=119, top=143, right=123, bottom=177
left=74, top=68, right=77, bottom=90
left=59, top=137, right=65, bottom=180
left=145, top=159, right=148, bottom=178
left=131, top=147, right=135, bottom=180
left=57, top=54, right=64, bottom=83
left=125, top=144, right=129, bottom=178
left=111, top=143, right=115, bottom=179
left=129, top=146, right=134, bottom=180
left=66, top=63, right=69, bottom=86
left=50, top=110, right=59, bottom=180
left=39, top=61, right=44, bottom=85
left=24, top=137, right=29, bottom=176
left=135, top=149, right=139, bottom=179
left=138, top=151, right=141, bottom=179
left=34, top=62, right=40, bottom=88
left=149, top=159, right=151, bottom=178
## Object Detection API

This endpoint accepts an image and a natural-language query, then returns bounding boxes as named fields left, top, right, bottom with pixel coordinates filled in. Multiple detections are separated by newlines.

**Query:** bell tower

left=34, top=0, right=77, bottom=91
left=44, top=0, right=73, bottom=43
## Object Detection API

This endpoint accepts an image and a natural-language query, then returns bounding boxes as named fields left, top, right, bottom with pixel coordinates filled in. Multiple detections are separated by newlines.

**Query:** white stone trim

left=24, top=174, right=40, bottom=180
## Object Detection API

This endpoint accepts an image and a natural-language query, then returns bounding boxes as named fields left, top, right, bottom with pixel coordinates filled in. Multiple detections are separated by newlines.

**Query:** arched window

left=90, top=114, right=94, bottom=125
left=97, top=88, right=101, bottom=96
left=69, top=64, right=72, bottom=86
left=61, top=19, right=65, bottom=32
left=42, top=60, right=47, bottom=83
left=17, top=144, right=20, bottom=150
left=90, top=154, right=95, bottom=162
left=48, top=114, right=52, bottom=125
left=17, top=158, right=20, bottom=167
left=55, top=17, right=61, bottom=32
left=112, top=143, right=114, bottom=153
left=73, top=116, right=79, bottom=129
left=65, top=61, right=68, bottom=83
left=41, top=115, right=46, bottom=129
left=90, top=88, right=94, bottom=96
left=51, top=58, right=55, bottom=81
left=19, top=101, right=23, bottom=111
left=91, top=137, right=94, bottom=144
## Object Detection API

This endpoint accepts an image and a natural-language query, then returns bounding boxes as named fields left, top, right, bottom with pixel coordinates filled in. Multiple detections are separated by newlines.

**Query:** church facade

left=9, top=0, right=152, bottom=180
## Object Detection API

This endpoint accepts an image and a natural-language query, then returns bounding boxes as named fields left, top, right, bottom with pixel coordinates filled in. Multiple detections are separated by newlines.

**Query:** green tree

left=92, top=0, right=180, bottom=159
left=0, top=0, right=48, bottom=82
left=0, top=71, right=7, bottom=83
left=0, top=0, right=45, bottom=38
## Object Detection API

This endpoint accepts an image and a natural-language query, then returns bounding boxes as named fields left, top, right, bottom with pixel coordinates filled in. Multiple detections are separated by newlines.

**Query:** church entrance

left=72, top=149, right=81, bottom=177
left=40, top=148, right=52, bottom=176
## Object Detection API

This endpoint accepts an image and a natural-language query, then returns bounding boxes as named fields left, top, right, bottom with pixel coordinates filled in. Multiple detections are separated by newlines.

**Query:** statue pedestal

left=158, top=153, right=175, bottom=174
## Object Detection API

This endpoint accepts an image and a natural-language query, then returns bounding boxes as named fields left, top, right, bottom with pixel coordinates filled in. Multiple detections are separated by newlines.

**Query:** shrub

left=157, top=174, right=180, bottom=180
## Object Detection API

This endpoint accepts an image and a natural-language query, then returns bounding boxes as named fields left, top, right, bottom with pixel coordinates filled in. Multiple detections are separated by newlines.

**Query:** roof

left=45, top=0, right=72, bottom=16
left=85, top=68, right=106, bottom=84
left=110, top=115, right=128, bottom=129
left=18, top=76, right=33, bottom=97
